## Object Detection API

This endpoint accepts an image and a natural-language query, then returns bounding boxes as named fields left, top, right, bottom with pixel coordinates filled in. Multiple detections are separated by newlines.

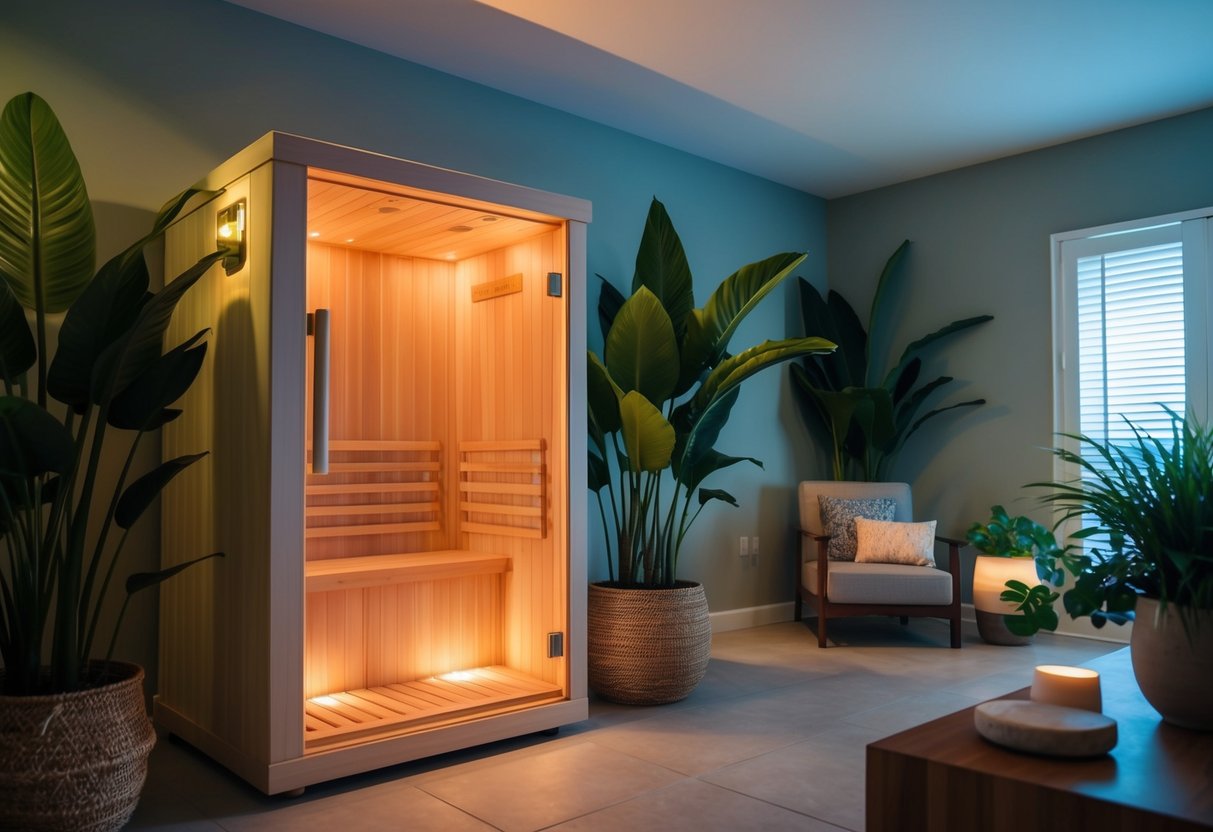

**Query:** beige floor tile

left=700, top=722, right=890, bottom=831
left=417, top=741, right=682, bottom=831
left=213, top=783, right=493, bottom=831
left=588, top=703, right=803, bottom=775
left=549, top=779, right=849, bottom=831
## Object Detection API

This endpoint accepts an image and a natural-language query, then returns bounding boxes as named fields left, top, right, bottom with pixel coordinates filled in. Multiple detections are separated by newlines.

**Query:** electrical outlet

left=751, top=536, right=760, bottom=565
left=739, top=536, right=749, bottom=558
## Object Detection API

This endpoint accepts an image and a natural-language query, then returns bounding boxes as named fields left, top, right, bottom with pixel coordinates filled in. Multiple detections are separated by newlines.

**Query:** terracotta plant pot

left=587, top=581, right=711, bottom=705
left=1130, top=597, right=1213, bottom=730
left=0, top=662, right=156, bottom=831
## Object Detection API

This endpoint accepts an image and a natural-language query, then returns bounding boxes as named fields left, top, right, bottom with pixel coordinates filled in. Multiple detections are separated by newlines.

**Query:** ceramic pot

left=587, top=581, right=710, bottom=705
left=1130, top=597, right=1213, bottom=730
left=0, top=662, right=155, bottom=831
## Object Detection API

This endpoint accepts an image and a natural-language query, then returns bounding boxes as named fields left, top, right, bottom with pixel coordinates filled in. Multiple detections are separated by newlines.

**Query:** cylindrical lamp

left=1031, top=665, right=1102, bottom=712
left=972, top=555, right=1041, bottom=645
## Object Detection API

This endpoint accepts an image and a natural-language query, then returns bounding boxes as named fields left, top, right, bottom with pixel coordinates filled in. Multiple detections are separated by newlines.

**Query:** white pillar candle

left=1030, top=665, right=1102, bottom=712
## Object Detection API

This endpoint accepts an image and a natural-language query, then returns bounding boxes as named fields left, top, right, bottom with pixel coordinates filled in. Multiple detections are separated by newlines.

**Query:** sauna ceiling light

left=449, top=225, right=473, bottom=232
left=309, top=231, right=320, bottom=238
left=216, top=199, right=246, bottom=275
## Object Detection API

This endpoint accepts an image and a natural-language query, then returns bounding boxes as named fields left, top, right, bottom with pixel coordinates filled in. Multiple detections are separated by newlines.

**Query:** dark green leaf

left=0, top=277, right=34, bottom=382
left=588, top=448, right=610, bottom=493
left=882, top=314, right=994, bottom=390
left=587, top=351, right=622, bottom=434
left=596, top=274, right=626, bottom=343
left=0, top=395, right=73, bottom=477
left=108, top=332, right=208, bottom=430
left=114, top=452, right=207, bottom=529
left=867, top=239, right=911, bottom=343
left=631, top=198, right=694, bottom=342
left=698, top=488, right=738, bottom=508
left=125, top=551, right=224, bottom=595
left=680, top=447, right=761, bottom=492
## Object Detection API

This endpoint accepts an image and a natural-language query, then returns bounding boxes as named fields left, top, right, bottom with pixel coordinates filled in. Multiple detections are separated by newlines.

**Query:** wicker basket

left=588, top=581, right=711, bottom=705
left=0, top=662, right=156, bottom=832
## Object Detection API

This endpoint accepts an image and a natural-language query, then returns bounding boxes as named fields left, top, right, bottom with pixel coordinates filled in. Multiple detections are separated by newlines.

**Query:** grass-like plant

left=1020, top=408, right=1213, bottom=636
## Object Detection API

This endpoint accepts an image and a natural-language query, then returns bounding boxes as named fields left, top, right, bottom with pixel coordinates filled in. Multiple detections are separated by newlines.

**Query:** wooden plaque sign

left=472, top=273, right=524, bottom=302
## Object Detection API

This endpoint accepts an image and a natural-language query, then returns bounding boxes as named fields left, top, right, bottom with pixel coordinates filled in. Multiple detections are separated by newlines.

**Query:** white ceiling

left=225, top=0, right=1213, bottom=198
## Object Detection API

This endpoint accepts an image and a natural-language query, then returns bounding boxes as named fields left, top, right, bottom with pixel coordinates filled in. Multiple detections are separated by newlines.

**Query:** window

left=1052, top=208, right=1212, bottom=525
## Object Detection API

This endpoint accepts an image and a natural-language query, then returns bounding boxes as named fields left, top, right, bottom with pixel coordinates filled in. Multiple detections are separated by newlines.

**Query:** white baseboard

left=961, top=602, right=1128, bottom=644
left=709, top=602, right=796, bottom=633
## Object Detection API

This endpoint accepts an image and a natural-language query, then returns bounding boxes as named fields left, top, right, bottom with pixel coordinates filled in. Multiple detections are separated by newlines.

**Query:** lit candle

left=1030, top=665, right=1102, bottom=712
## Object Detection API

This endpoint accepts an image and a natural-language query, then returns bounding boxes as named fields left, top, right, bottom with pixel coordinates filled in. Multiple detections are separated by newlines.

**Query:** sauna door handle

left=312, top=308, right=331, bottom=474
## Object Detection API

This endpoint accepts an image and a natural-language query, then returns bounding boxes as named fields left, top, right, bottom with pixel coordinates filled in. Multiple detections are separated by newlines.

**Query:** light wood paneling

left=308, top=179, right=558, bottom=261
left=305, top=550, right=510, bottom=592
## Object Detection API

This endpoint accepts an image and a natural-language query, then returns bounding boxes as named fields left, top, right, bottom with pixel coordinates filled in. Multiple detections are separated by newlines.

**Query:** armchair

left=794, top=481, right=963, bottom=648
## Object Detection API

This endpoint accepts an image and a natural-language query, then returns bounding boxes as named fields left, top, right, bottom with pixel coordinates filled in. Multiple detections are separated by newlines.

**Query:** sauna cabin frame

left=156, top=133, right=589, bottom=794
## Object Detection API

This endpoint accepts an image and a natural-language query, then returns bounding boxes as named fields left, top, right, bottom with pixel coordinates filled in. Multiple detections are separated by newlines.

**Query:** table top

left=867, top=647, right=1213, bottom=826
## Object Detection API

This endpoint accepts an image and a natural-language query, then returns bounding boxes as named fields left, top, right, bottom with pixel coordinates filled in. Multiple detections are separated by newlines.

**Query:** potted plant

left=791, top=240, right=992, bottom=481
left=965, top=505, right=1061, bottom=645
left=0, top=92, right=223, bottom=829
left=587, top=198, right=834, bottom=704
left=1027, top=408, right=1212, bottom=729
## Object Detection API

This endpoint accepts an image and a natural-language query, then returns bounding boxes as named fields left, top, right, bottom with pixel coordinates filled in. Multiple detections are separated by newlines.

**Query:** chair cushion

left=854, top=518, right=936, bottom=567
left=803, top=561, right=954, bottom=605
left=819, top=496, right=896, bottom=560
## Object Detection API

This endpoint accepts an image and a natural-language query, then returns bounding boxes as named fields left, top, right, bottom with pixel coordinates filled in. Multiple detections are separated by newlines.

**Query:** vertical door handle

left=312, top=308, right=330, bottom=474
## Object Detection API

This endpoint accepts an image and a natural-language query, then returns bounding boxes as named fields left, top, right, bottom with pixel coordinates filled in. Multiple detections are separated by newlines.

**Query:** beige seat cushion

left=803, top=561, right=953, bottom=605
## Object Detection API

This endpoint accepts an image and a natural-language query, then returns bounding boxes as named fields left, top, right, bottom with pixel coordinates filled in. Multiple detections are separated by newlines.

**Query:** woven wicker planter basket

left=0, top=662, right=156, bottom=832
left=588, top=581, right=711, bottom=705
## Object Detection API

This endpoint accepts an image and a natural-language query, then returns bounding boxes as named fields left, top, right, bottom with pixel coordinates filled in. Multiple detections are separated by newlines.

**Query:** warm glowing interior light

left=439, top=670, right=476, bottom=682
left=1037, top=665, right=1098, bottom=680
left=310, top=695, right=340, bottom=707
left=218, top=223, right=234, bottom=239
left=345, top=238, right=355, bottom=243
left=309, top=231, right=321, bottom=238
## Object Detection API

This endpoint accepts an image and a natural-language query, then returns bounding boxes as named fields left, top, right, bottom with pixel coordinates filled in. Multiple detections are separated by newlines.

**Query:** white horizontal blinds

left=1075, top=235, right=1185, bottom=444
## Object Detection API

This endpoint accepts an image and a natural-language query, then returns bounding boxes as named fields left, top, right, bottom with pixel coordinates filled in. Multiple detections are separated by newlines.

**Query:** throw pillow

left=854, top=517, right=937, bottom=567
left=818, top=496, right=897, bottom=561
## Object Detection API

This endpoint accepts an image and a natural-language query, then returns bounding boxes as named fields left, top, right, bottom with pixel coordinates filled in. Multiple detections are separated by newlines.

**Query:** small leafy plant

left=966, top=505, right=1067, bottom=636
left=0, top=92, right=223, bottom=695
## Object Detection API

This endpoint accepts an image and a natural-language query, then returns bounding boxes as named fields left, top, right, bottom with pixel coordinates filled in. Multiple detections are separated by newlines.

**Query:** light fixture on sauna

left=216, top=199, right=246, bottom=275
left=438, top=670, right=476, bottom=682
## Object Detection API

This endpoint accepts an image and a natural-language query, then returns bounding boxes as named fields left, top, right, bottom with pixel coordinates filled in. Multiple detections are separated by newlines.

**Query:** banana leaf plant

left=588, top=198, right=835, bottom=588
left=791, top=240, right=993, bottom=481
left=0, top=92, right=223, bottom=695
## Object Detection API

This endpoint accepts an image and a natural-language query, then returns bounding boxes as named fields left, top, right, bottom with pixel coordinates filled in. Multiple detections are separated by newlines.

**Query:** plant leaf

left=698, top=488, right=738, bottom=508
left=89, top=250, right=225, bottom=406
left=881, top=314, right=994, bottom=390
left=125, top=551, right=224, bottom=595
left=0, top=92, right=95, bottom=314
left=825, top=289, right=868, bottom=389
left=108, top=332, right=208, bottom=430
left=604, top=285, right=679, bottom=406
left=0, top=276, right=35, bottom=382
left=681, top=252, right=807, bottom=392
left=596, top=275, right=626, bottom=343
left=680, top=447, right=761, bottom=492
left=631, top=198, right=694, bottom=342
left=618, top=390, right=675, bottom=473
left=587, top=351, right=622, bottom=434
left=866, top=239, right=911, bottom=355
left=114, top=452, right=207, bottom=529
left=588, top=448, right=610, bottom=493
left=0, top=395, right=74, bottom=477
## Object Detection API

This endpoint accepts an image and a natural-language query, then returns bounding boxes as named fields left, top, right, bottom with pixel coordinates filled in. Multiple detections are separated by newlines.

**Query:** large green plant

left=1012, top=408, right=1213, bottom=637
left=791, top=241, right=992, bottom=481
left=0, top=92, right=223, bottom=695
left=587, top=198, right=835, bottom=588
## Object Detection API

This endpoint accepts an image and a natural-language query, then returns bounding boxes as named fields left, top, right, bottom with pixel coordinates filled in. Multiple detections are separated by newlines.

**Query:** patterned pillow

left=818, top=496, right=897, bottom=561
left=854, top=517, right=937, bottom=567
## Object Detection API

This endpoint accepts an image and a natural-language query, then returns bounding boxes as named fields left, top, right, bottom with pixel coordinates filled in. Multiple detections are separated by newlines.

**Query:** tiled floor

left=131, top=618, right=1122, bottom=831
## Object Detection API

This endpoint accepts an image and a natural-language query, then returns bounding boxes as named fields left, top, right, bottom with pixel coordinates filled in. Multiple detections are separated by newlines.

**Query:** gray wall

left=826, top=105, right=1213, bottom=636
left=1, top=0, right=826, bottom=679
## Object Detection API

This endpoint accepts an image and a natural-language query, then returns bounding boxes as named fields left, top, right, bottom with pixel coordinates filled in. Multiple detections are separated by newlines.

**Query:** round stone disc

left=974, top=699, right=1117, bottom=757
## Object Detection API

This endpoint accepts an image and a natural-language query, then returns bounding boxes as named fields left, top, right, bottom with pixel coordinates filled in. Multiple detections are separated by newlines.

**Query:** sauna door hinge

left=547, top=632, right=565, bottom=658
left=546, top=272, right=563, bottom=297
left=306, top=312, right=314, bottom=335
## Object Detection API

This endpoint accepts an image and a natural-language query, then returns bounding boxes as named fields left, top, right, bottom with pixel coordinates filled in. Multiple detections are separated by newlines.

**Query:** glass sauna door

left=299, top=172, right=570, bottom=749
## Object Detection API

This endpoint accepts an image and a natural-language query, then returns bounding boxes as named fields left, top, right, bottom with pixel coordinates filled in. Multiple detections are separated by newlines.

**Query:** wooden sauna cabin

left=156, top=133, right=590, bottom=794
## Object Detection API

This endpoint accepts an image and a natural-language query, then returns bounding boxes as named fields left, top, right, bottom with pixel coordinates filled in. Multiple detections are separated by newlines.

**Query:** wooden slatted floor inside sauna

left=301, top=173, right=569, bottom=749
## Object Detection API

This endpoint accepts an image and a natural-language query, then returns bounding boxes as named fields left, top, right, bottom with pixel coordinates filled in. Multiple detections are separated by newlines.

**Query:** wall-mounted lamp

left=216, top=199, right=246, bottom=275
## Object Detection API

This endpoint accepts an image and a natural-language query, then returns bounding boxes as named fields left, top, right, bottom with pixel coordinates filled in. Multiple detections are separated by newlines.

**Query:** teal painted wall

left=1, top=0, right=827, bottom=675
left=826, top=105, right=1213, bottom=637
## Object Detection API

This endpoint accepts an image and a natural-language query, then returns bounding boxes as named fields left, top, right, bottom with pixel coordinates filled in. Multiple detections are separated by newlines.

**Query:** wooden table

left=866, top=648, right=1213, bottom=831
